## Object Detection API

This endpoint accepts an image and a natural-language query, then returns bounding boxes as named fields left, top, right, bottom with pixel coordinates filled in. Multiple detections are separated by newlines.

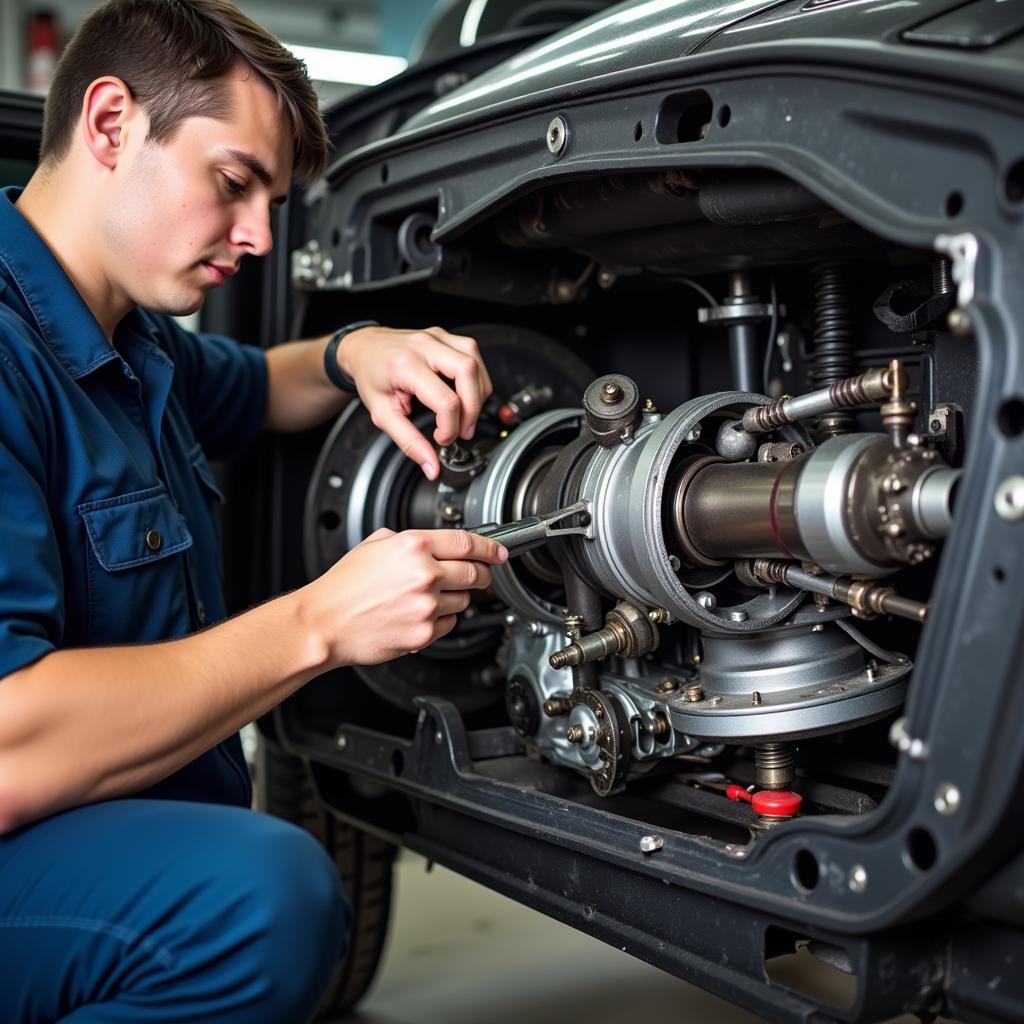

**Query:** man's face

left=103, top=67, right=294, bottom=317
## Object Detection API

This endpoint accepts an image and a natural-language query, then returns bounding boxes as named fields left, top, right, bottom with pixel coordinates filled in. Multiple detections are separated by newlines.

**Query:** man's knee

left=203, top=812, right=350, bottom=1018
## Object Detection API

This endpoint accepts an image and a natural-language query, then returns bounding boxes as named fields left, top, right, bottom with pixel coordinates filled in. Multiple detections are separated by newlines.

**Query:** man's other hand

left=297, top=529, right=508, bottom=667
left=335, top=325, right=492, bottom=480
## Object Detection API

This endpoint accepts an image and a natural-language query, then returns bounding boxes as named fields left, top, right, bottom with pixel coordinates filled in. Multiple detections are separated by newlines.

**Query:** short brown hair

left=41, top=0, right=329, bottom=185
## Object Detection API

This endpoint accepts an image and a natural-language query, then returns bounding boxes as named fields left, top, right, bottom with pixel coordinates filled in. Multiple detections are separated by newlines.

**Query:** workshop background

left=0, top=2, right=950, bottom=1021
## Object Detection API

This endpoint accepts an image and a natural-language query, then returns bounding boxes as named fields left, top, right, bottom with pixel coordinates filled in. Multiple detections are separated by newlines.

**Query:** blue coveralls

left=0, top=187, right=349, bottom=1022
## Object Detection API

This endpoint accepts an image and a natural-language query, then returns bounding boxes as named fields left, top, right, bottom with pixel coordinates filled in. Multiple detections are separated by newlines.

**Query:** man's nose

left=230, top=204, right=273, bottom=257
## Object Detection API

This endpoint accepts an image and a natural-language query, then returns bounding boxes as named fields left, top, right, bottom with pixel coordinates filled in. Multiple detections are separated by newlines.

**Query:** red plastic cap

left=498, top=404, right=518, bottom=426
left=751, top=789, right=803, bottom=817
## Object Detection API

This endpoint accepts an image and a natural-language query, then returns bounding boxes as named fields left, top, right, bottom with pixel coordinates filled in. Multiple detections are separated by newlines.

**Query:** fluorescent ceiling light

left=283, top=43, right=407, bottom=86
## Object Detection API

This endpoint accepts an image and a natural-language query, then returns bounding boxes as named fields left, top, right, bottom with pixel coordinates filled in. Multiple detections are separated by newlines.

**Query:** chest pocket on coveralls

left=78, top=485, right=193, bottom=644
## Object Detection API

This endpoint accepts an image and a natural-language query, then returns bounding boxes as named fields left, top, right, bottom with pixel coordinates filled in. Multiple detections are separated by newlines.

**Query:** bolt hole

left=905, top=827, right=938, bottom=872
left=318, top=510, right=341, bottom=531
left=945, top=191, right=964, bottom=217
left=1005, top=158, right=1024, bottom=204
left=381, top=163, right=389, bottom=184
left=717, top=104, right=731, bottom=128
left=391, top=749, right=404, bottom=776
left=633, top=120, right=643, bottom=141
left=792, top=849, right=820, bottom=892
left=997, top=397, right=1024, bottom=438
left=994, top=566, right=1006, bottom=583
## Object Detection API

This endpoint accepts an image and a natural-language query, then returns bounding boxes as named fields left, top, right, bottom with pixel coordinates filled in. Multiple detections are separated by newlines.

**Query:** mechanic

left=0, top=0, right=508, bottom=1020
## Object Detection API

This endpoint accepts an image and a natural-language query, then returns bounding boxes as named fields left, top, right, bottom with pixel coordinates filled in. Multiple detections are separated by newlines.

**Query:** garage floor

left=346, top=854, right=945, bottom=1024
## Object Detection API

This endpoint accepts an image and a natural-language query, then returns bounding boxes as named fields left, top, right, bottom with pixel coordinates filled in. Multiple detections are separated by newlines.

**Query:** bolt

left=644, top=398, right=657, bottom=413
left=434, top=730, right=444, bottom=745
left=441, top=504, right=461, bottom=522
left=886, top=521, right=904, bottom=537
left=600, top=381, right=623, bottom=405
left=546, top=116, right=568, bottom=155
left=639, top=834, right=664, bottom=854
left=336, top=733, right=347, bottom=750
left=597, top=269, right=617, bottom=289
left=650, top=714, right=670, bottom=736
left=934, top=783, right=961, bottom=816
left=684, top=685, right=705, bottom=703
left=729, top=610, right=749, bottom=623
left=566, top=724, right=585, bottom=744
left=543, top=697, right=572, bottom=717
left=327, top=474, right=343, bottom=489
left=658, top=678, right=680, bottom=695
left=930, top=419, right=943, bottom=433
left=811, top=623, right=825, bottom=632
left=849, top=865, right=869, bottom=894
left=526, top=621, right=545, bottom=637
left=695, top=591, right=716, bottom=610
left=647, top=608, right=667, bottom=623
left=751, top=690, right=762, bottom=706
left=669, top=555, right=682, bottom=572
left=504, top=613, right=518, bottom=628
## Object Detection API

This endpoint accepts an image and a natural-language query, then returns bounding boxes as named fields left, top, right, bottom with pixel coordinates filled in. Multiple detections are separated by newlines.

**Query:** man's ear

left=80, top=77, right=137, bottom=170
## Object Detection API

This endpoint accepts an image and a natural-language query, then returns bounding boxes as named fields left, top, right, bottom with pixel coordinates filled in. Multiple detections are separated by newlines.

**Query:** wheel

left=304, top=323, right=595, bottom=714
left=256, top=739, right=396, bottom=1018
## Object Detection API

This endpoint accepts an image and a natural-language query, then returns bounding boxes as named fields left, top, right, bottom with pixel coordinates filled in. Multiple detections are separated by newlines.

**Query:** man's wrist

left=323, top=320, right=379, bottom=393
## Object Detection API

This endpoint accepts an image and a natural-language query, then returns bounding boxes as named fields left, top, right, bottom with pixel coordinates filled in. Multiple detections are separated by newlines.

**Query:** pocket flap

left=78, top=486, right=193, bottom=572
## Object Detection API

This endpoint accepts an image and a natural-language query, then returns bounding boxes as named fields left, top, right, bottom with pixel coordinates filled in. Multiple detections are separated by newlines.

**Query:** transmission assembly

left=306, top=324, right=959, bottom=823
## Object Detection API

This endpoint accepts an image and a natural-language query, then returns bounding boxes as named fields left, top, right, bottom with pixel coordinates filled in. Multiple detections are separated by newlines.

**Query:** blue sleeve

left=0, top=350, right=62, bottom=678
left=149, top=316, right=268, bottom=462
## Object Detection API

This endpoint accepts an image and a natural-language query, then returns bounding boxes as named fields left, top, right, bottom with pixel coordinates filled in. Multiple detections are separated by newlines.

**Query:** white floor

left=349, top=854, right=946, bottom=1024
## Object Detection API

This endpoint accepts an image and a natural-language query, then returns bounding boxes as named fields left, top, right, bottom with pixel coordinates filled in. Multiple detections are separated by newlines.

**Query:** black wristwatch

left=323, top=320, right=379, bottom=393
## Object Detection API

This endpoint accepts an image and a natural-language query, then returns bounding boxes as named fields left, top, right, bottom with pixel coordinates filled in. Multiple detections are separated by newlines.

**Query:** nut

left=657, top=678, right=680, bottom=695
left=684, top=685, right=705, bottom=703
left=639, top=834, right=664, bottom=854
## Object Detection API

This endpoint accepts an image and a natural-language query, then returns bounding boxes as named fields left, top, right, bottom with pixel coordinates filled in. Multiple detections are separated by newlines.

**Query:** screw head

left=504, top=613, right=518, bottom=628
left=600, top=381, right=623, bottom=405
left=947, top=308, right=972, bottom=336
left=849, top=865, right=869, bottom=894
left=658, top=678, right=680, bottom=695
left=639, top=834, right=664, bottom=854
left=327, top=474, right=344, bottom=489
left=684, top=685, right=704, bottom=703
left=566, top=724, right=585, bottom=744
left=434, top=730, right=444, bottom=745
left=934, top=783, right=961, bottom=815
left=336, top=733, right=348, bottom=750
left=546, top=116, right=568, bottom=155
left=696, top=591, right=717, bottom=610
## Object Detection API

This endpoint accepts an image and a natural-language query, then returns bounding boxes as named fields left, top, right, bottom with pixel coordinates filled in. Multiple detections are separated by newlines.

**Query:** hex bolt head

left=565, top=724, right=585, bottom=744
left=658, top=678, right=680, bottom=695
left=934, top=783, right=961, bottom=816
left=639, top=834, right=664, bottom=854
left=684, top=685, right=705, bottom=703
left=546, top=116, right=568, bottom=155
left=849, top=865, right=869, bottom=894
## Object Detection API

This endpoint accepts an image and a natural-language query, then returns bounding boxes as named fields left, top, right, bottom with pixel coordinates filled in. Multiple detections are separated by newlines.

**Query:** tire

left=256, top=739, right=396, bottom=1019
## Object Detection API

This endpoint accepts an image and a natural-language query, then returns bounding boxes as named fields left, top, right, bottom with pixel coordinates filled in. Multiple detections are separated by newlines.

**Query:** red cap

left=498, top=404, right=519, bottom=426
left=751, top=789, right=803, bottom=817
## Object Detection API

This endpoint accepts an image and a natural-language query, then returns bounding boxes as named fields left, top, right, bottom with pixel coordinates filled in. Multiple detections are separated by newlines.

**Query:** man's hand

left=296, top=528, right=507, bottom=667
left=336, top=325, right=492, bottom=480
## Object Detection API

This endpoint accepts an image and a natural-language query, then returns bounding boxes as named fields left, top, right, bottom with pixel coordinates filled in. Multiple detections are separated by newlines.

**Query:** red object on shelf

left=26, top=12, right=60, bottom=95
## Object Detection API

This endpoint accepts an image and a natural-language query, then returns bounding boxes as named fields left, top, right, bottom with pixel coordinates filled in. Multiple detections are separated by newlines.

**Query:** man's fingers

left=372, top=407, right=438, bottom=479
left=419, top=529, right=508, bottom=564
left=436, top=559, right=493, bottom=592
left=392, top=354, right=464, bottom=446
left=431, top=614, right=459, bottom=643
left=436, top=591, right=472, bottom=616
left=426, top=330, right=492, bottom=431
left=364, top=526, right=396, bottom=542
left=423, top=343, right=484, bottom=441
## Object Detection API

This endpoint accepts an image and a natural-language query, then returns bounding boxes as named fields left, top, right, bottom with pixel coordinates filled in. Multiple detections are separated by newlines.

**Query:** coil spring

left=809, top=262, right=855, bottom=393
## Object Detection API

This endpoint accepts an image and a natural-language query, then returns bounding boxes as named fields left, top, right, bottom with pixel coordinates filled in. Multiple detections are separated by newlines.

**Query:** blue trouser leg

left=0, top=800, right=349, bottom=1023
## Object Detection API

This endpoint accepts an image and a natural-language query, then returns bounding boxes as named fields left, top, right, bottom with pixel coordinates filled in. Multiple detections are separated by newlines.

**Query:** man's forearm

left=0, top=590, right=329, bottom=832
left=264, top=336, right=352, bottom=432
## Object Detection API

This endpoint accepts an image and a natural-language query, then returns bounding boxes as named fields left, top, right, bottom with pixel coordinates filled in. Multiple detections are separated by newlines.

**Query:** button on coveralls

left=0, top=187, right=349, bottom=1022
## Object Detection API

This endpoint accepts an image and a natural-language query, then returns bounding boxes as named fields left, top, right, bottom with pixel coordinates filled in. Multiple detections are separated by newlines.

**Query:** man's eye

left=222, top=174, right=245, bottom=196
